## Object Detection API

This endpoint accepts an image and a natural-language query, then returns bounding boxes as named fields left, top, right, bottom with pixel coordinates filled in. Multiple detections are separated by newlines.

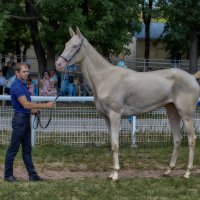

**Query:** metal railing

left=0, top=95, right=200, bottom=147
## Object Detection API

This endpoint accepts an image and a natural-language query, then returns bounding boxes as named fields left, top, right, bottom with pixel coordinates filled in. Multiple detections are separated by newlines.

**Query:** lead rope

left=32, top=94, right=60, bottom=129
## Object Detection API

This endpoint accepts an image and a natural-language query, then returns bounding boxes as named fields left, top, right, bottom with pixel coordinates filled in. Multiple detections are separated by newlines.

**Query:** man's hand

left=45, top=102, right=56, bottom=108
left=31, top=109, right=40, bottom=115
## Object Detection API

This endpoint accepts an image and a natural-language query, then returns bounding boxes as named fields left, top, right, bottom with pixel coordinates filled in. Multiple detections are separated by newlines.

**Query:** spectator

left=60, top=72, right=68, bottom=96
left=49, top=69, right=58, bottom=92
left=60, top=64, right=77, bottom=96
left=116, top=60, right=127, bottom=68
left=40, top=71, right=51, bottom=96
left=56, top=71, right=61, bottom=91
left=0, top=70, right=6, bottom=94
left=40, top=71, right=57, bottom=96
left=5, top=75, right=16, bottom=106
left=49, top=81, right=57, bottom=96
left=68, top=64, right=77, bottom=96
left=80, top=78, right=92, bottom=96
left=2, top=61, right=15, bottom=80
left=27, top=76, right=35, bottom=96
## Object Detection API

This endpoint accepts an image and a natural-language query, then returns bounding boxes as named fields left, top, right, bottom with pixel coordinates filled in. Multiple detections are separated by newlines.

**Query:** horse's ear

left=69, top=27, right=76, bottom=37
left=76, top=27, right=82, bottom=37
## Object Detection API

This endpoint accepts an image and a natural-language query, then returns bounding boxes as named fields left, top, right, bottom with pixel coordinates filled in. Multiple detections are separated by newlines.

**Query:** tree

left=1, top=0, right=141, bottom=75
left=159, top=0, right=200, bottom=73
left=0, top=1, right=32, bottom=64
left=158, top=22, right=189, bottom=62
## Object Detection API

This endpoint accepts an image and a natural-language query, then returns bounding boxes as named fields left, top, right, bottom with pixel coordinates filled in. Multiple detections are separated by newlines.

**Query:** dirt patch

left=1, top=165, right=200, bottom=180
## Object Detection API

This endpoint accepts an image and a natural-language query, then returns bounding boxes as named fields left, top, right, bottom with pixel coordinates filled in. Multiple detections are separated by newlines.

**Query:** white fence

left=0, top=95, right=200, bottom=147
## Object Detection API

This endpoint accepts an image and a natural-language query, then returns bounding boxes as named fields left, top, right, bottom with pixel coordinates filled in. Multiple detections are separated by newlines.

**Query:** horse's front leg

left=107, top=112, right=121, bottom=181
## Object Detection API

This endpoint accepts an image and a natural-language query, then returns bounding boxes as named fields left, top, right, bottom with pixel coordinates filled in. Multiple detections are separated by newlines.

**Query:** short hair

left=15, top=62, right=30, bottom=72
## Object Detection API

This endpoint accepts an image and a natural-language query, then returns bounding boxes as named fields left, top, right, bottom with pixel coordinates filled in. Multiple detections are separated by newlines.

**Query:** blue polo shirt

left=10, top=78, right=31, bottom=114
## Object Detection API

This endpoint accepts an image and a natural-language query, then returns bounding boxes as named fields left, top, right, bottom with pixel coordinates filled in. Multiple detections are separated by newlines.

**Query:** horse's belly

left=123, top=91, right=172, bottom=115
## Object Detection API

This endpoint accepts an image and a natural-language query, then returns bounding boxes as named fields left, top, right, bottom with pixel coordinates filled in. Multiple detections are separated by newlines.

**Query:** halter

left=59, top=37, right=84, bottom=64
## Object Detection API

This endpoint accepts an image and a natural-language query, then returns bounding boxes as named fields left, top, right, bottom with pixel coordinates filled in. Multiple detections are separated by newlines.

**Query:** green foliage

left=0, top=2, right=11, bottom=51
left=37, top=0, right=84, bottom=53
left=0, top=0, right=141, bottom=58
left=0, top=0, right=31, bottom=54
left=158, top=0, right=200, bottom=58
left=82, top=0, right=141, bottom=55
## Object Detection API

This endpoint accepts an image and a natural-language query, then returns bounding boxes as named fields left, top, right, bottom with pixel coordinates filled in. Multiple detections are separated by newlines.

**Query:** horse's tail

left=194, top=71, right=200, bottom=79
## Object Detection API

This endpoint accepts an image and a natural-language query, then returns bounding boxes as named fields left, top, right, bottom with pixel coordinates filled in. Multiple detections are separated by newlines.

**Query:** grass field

left=1, top=143, right=200, bottom=200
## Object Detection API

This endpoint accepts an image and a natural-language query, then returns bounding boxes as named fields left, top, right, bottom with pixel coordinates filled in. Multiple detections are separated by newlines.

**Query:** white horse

left=55, top=27, right=200, bottom=181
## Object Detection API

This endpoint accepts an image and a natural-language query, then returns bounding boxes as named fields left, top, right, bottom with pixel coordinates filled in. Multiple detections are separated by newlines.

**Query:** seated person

left=80, top=78, right=92, bottom=96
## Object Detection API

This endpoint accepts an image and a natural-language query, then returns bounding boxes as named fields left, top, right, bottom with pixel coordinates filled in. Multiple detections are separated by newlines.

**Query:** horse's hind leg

left=101, top=113, right=111, bottom=142
left=182, top=115, right=196, bottom=178
left=164, top=103, right=182, bottom=176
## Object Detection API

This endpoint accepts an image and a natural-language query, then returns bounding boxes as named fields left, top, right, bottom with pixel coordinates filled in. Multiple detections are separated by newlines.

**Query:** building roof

left=135, top=22, right=165, bottom=39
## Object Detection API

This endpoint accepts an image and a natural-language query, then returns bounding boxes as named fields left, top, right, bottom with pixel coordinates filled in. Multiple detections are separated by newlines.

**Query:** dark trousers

left=4, top=113, right=37, bottom=178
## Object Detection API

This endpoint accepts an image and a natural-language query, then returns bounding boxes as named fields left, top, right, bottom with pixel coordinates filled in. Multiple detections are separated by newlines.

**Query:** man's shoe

left=4, top=176, right=17, bottom=182
left=29, top=174, right=43, bottom=182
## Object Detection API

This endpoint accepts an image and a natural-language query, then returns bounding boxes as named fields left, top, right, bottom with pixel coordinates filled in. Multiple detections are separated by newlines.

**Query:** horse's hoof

left=183, top=173, right=190, bottom=179
left=108, top=172, right=114, bottom=179
left=163, top=169, right=171, bottom=177
left=163, top=173, right=170, bottom=177
left=183, top=170, right=191, bottom=179
left=183, top=175, right=190, bottom=179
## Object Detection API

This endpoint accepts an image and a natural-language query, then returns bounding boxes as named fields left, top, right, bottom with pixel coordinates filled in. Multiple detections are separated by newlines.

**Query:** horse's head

left=55, top=27, right=84, bottom=72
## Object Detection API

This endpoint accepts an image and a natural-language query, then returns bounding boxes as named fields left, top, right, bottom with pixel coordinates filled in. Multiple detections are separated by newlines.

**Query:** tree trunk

left=47, top=42, right=55, bottom=71
left=25, top=0, right=46, bottom=77
left=16, top=40, right=21, bottom=63
left=82, top=0, right=89, bottom=15
left=22, top=43, right=28, bottom=62
left=46, top=18, right=58, bottom=71
left=189, top=30, right=198, bottom=73
left=144, top=22, right=150, bottom=67
left=142, top=0, right=153, bottom=70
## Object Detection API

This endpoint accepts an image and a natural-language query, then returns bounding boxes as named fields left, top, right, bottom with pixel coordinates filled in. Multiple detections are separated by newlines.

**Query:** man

left=4, top=62, right=56, bottom=182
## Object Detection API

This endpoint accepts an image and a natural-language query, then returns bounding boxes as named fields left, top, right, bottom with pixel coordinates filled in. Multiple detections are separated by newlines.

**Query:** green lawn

left=1, top=144, right=200, bottom=200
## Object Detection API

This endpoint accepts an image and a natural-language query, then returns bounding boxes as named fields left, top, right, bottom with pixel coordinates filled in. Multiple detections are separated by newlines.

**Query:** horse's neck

left=80, top=41, right=114, bottom=95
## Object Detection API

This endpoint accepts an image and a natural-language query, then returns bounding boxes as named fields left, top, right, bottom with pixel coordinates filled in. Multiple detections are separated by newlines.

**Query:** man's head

left=15, top=63, right=30, bottom=80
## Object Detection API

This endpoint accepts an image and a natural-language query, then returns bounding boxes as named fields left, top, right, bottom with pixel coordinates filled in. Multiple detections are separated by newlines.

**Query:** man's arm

left=18, top=96, right=55, bottom=109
